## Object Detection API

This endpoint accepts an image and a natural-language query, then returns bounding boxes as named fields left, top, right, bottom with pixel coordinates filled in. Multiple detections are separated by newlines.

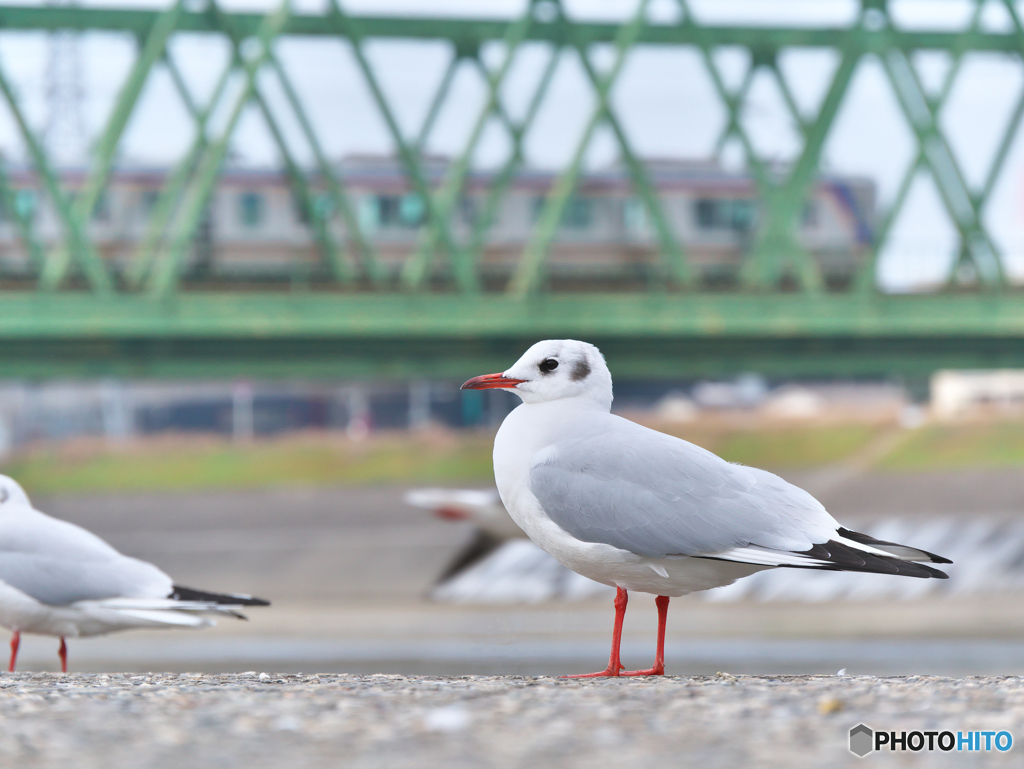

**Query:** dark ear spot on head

left=570, top=358, right=591, bottom=382
left=0, top=487, right=9, bottom=503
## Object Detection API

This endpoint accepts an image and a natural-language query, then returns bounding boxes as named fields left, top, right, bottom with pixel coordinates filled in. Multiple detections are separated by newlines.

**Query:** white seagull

left=0, top=475, right=269, bottom=672
left=462, top=340, right=951, bottom=677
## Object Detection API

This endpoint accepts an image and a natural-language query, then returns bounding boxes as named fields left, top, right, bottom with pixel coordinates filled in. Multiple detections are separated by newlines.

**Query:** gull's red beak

left=461, top=372, right=526, bottom=390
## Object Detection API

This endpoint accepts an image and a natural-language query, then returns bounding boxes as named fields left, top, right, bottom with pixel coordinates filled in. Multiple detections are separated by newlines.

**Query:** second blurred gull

left=0, top=475, right=269, bottom=672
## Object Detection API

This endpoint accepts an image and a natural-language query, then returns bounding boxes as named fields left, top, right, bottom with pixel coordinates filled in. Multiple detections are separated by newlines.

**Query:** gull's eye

left=539, top=358, right=559, bottom=373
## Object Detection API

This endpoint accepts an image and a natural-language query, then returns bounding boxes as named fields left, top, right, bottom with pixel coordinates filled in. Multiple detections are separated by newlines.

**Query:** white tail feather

left=86, top=597, right=248, bottom=617
left=706, top=546, right=829, bottom=568
left=110, top=609, right=214, bottom=627
left=832, top=534, right=928, bottom=561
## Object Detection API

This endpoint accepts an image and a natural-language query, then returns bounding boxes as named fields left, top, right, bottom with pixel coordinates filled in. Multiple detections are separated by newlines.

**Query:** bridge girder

left=0, top=1, right=1020, bottom=378
left=0, top=294, right=1022, bottom=379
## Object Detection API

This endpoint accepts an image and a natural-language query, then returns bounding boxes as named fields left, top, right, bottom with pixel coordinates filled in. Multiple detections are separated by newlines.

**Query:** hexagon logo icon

left=849, top=724, right=874, bottom=758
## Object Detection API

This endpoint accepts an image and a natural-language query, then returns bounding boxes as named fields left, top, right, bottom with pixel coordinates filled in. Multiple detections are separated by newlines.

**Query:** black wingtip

left=798, top=540, right=949, bottom=579
left=170, top=585, right=271, bottom=607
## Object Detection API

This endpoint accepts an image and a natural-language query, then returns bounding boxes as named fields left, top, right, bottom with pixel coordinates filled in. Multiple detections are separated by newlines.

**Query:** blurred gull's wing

left=0, top=504, right=172, bottom=606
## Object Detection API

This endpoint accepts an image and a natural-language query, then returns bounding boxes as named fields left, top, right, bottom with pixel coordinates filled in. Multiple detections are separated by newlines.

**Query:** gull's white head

left=461, top=339, right=613, bottom=410
left=0, top=475, right=31, bottom=507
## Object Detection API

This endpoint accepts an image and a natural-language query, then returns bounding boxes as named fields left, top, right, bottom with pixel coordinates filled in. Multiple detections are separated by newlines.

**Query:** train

left=0, top=155, right=875, bottom=289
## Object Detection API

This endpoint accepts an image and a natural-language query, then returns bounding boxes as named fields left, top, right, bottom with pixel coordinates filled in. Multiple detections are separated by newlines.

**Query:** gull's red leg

left=8, top=631, right=19, bottom=672
left=622, top=595, right=670, bottom=676
left=58, top=638, right=67, bottom=673
left=565, top=586, right=628, bottom=678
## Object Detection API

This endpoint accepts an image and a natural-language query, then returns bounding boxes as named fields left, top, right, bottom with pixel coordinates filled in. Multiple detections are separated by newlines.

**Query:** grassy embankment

left=2, top=419, right=1022, bottom=495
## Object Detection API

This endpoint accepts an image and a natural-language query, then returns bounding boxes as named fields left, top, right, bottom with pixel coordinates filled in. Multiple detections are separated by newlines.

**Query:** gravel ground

left=0, top=673, right=1021, bottom=768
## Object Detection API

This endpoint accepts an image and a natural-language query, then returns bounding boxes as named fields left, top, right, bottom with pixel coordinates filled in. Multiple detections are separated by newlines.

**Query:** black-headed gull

left=462, top=339, right=951, bottom=677
left=403, top=488, right=524, bottom=583
left=0, top=475, right=269, bottom=672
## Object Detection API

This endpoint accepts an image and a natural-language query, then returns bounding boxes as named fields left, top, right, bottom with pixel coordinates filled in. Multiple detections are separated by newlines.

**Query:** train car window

left=398, top=193, right=424, bottom=226
left=624, top=198, right=648, bottom=237
left=459, top=196, right=477, bottom=226
left=732, top=200, right=756, bottom=231
left=141, top=190, right=159, bottom=215
left=802, top=200, right=818, bottom=228
left=376, top=194, right=424, bottom=228
left=14, top=190, right=36, bottom=222
left=533, top=195, right=593, bottom=229
left=292, top=191, right=310, bottom=224
left=696, top=199, right=716, bottom=229
left=378, top=196, right=399, bottom=225
left=696, top=198, right=756, bottom=232
left=531, top=196, right=546, bottom=222
left=93, top=191, right=111, bottom=222
left=314, top=194, right=333, bottom=220
left=359, top=197, right=380, bottom=233
left=239, top=192, right=264, bottom=227
left=562, top=197, right=592, bottom=229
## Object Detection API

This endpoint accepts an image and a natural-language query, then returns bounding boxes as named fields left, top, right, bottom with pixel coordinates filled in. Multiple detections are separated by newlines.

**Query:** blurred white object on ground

left=430, top=515, right=1024, bottom=604
left=931, top=369, right=1024, bottom=420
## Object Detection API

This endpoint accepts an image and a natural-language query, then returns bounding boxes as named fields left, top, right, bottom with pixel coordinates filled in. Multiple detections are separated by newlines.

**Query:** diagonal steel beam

left=739, top=50, right=859, bottom=292
left=208, top=1, right=346, bottom=285
left=854, top=148, right=923, bottom=293
left=401, top=4, right=536, bottom=291
left=0, top=60, right=112, bottom=292
left=908, top=0, right=1003, bottom=288
left=147, top=0, right=291, bottom=297
left=460, top=44, right=562, bottom=275
left=331, top=0, right=474, bottom=291
left=269, top=55, right=384, bottom=284
left=683, top=2, right=819, bottom=292
left=575, top=46, right=689, bottom=287
left=41, top=0, right=184, bottom=290
left=0, top=160, right=44, bottom=273
left=510, top=0, right=650, bottom=297
left=711, top=61, right=757, bottom=159
left=882, top=46, right=1004, bottom=288
left=253, top=86, right=345, bottom=286
left=856, top=1, right=983, bottom=294
left=126, top=52, right=234, bottom=289
left=770, top=58, right=808, bottom=139
left=682, top=0, right=857, bottom=292
left=415, top=52, right=462, bottom=153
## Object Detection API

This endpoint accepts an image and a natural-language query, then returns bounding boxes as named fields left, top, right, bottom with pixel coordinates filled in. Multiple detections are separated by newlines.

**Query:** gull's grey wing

left=0, top=505, right=172, bottom=606
left=530, top=415, right=839, bottom=559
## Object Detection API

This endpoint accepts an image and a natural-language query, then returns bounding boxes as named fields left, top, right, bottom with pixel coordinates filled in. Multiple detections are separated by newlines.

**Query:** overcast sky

left=0, top=0, right=1019, bottom=291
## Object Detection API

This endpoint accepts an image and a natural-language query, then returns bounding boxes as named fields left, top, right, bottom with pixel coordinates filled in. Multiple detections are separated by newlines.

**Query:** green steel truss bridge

left=1, top=0, right=1024, bottom=381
